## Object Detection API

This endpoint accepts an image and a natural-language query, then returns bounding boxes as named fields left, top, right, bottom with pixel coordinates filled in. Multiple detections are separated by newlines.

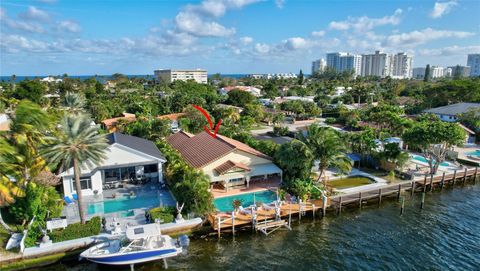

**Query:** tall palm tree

left=42, top=115, right=108, bottom=224
left=0, top=138, right=25, bottom=231
left=299, top=125, right=352, bottom=188
left=61, top=92, right=86, bottom=115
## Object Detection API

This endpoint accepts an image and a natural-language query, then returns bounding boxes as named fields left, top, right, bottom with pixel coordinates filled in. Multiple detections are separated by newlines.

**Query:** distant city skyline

left=1, top=0, right=479, bottom=76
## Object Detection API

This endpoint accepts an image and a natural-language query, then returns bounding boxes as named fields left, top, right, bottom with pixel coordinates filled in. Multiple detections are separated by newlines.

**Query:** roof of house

left=101, top=113, right=136, bottom=127
left=157, top=113, right=186, bottom=121
left=167, top=131, right=271, bottom=168
left=214, top=160, right=251, bottom=175
left=424, top=103, right=480, bottom=116
left=458, top=123, right=475, bottom=135
left=106, top=132, right=166, bottom=160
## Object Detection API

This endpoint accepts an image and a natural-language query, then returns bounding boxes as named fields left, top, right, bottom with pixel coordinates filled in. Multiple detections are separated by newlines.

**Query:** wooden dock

left=208, top=167, right=479, bottom=237
left=330, top=167, right=479, bottom=212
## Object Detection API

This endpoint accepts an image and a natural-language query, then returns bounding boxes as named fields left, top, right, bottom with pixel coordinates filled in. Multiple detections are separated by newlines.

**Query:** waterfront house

left=60, top=132, right=166, bottom=198
left=219, top=86, right=262, bottom=97
left=423, top=103, right=480, bottom=122
left=167, top=131, right=282, bottom=191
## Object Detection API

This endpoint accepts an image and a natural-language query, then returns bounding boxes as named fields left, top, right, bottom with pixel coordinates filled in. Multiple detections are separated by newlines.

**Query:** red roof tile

left=166, top=131, right=271, bottom=168
left=214, top=160, right=251, bottom=175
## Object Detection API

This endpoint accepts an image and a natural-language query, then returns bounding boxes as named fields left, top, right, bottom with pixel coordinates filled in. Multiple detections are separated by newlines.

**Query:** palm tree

left=299, top=125, right=352, bottom=188
left=61, top=92, right=86, bottom=115
left=42, top=115, right=108, bottom=224
left=0, top=138, right=25, bottom=231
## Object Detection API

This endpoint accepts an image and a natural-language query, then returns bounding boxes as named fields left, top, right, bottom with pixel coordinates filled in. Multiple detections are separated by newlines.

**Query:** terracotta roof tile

left=166, top=131, right=271, bottom=168
left=214, top=160, right=251, bottom=175
left=157, top=113, right=186, bottom=121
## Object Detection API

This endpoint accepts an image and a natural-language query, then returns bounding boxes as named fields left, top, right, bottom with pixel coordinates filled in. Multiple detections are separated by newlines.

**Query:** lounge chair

left=262, top=203, right=274, bottom=211
left=238, top=206, right=252, bottom=215
left=72, top=194, right=78, bottom=201
left=64, top=196, right=74, bottom=204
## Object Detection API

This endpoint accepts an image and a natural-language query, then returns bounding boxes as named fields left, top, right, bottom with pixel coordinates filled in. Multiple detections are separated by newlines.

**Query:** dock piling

left=420, top=192, right=425, bottom=209
left=217, top=216, right=221, bottom=238
left=232, top=212, right=235, bottom=236
left=474, top=167, right=478, bottom=183
left=400, top=196, right=405, bottom=215
left=397, top=184, right=402, bottom=200
left=359, top=192, right=362, bottom=209
left=463, top=168, right=468, bottom=184
left=411, top=181, right=415, bottom=196
left=452, top=170, right=457, bottom=185
left=440, top=172, right=445, bottom=190
left=338, top=197, right=343, bottom=215
left=429, top=174, right=434, bottom=191
left=378, top=188, right=382, bottom=205
left=423, top=175, right=427, bottom=193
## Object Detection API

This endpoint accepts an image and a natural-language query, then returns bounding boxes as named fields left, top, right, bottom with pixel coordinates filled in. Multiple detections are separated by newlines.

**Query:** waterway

left=32, top=184, right=480, bottom=270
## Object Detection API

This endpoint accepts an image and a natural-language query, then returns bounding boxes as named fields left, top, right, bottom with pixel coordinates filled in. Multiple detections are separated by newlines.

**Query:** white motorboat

left=80, top=223, right=189, bottom=269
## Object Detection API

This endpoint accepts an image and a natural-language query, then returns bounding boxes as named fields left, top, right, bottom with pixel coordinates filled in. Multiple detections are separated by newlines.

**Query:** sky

left=0, top=0, right=479, bottom=76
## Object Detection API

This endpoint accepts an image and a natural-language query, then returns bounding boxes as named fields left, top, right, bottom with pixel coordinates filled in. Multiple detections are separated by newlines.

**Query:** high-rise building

left=311, top=58, right=327, bottom=74
left=326, top=52, right=362, bottom=76
left=448, top=65, right=471, bottom=78
left=154, top=69, right=208, bottom=84
left=467, top=54, right=480, bottom=77
left=392, top=52, right=413, bottom=79
left=361, top=51, right=392, bottom=78
left=412, top=67, right=425, bottom=79
left=431, top=66, right=445, bottom=78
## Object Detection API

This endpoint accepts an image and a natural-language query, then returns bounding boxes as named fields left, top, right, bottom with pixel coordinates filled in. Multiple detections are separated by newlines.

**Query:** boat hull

left=83, top=247, right=182, bottom=265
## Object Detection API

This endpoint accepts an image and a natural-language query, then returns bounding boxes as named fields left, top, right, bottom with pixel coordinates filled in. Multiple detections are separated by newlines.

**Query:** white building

left=361, top=51, right=392, bottom=78
left=467, top=54, right=480, bottom=77
left=41, top=76, right=63, bottom=83
left=219, top=86, right=262, bottom=97
left=264, top=73, right=297, bottom=79
left=311, top=58, right=327, bottom=74
left=326, top=52, right=362, bottom=76
left=392, top=52, right=413, bottom=79
left=424, top=103, right=480, bottom=122
left=154, top=69, right=208, bottom=84
left=60, top=133, right=166, bottom=198
left=431, top=66, right=446, bottom=78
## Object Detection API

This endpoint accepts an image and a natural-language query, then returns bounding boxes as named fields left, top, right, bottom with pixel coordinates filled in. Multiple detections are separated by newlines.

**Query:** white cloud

left=173, top=0, right=260, bottom=37
left=19, top=6, right=50, bottom=22
left=275, top=0, right=285, bottom=9
left=311, top=30, right=325, bottom=37
left=418, top=45, right=480, bottom=56
left=385, top=28, right=474, bottom=47
left=57, top=20, right=81, bottom=33
left=329, top=9, right=402, bottom=31
left=240, top=36, right=253, bottom=44
left=430, top=1, right=457, bottom=19
left=254, top=43, right=270, bottom=54
left=0, top=9, right=45, bottom=33
left=283, top=37, right=308, bottom=50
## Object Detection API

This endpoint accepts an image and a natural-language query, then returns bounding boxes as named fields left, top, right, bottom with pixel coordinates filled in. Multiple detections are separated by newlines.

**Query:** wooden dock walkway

left=208, top=167, right=479, bottom=237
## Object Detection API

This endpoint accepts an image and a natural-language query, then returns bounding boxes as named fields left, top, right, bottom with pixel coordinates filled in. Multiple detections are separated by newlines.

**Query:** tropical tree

left=299, top=125, right=352, bottom=187
left=403, top=118, right=465, bottom=174
left=61, top=92, right=86, bottom=115
left=42, top=115, right=108, bottom=224
left=274, top=140, right=313, bottom=186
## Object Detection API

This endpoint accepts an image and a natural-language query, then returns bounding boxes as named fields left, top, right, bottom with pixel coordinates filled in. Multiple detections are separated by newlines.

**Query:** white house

left=424, top=103, right=480, bottom=122
left=61, top=133, right=166, bottom=198
left=41, top=76, right=63, bottom=83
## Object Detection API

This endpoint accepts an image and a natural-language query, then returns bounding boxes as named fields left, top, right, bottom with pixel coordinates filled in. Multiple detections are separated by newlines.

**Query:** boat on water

left=80, top=223, right=189, bottom=269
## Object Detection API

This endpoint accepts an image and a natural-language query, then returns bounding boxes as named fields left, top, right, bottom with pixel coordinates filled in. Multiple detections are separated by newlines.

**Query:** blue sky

left=0, top=0, right=479, bottom=75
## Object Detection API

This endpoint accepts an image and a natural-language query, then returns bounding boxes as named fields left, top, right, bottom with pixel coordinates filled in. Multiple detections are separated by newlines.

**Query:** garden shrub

left=48, top=216, right=101, bottom=243
left=147, top=206, right=175, bottom=223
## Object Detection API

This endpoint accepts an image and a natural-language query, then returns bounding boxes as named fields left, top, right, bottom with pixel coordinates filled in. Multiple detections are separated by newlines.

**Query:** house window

left=104, top=168, right=119, bottom=181
left=144, top=164, right=158, bottom=174
left=120, top=167, right=136, bottom=180
left=72, top=178, right=92, bottom=191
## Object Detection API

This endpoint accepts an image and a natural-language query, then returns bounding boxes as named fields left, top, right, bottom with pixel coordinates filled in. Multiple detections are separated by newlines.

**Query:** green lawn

left=328, top=177, right=373, bottom=189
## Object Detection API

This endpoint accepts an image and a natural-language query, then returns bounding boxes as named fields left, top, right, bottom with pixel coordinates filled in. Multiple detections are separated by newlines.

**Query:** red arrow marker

left=192, top=105, right=222, bottom=138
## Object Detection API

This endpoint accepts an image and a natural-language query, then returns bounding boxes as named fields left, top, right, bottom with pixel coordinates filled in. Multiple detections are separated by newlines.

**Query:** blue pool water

left=411, top=155, right=451, bottom=167
left=214, top=190, right=277, bottom=212
left=466, top=150, right=480, bottom=157
left=87, top=194, right=159, bottom=215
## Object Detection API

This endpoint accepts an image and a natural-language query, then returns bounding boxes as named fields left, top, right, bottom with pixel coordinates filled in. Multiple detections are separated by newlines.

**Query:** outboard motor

left=177, top=234, right=190, bottom=254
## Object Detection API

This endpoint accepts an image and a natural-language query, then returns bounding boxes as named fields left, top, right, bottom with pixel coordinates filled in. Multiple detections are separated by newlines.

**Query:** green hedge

left=147, top=206, right=175, bottom=223
left=48, top=216, right=102, bottom=243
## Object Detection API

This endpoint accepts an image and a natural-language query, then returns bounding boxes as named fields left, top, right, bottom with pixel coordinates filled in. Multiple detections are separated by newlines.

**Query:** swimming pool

left=411, top=154, right=452, bottom=167
left=214, top=190, right=277, bottom=212
left=466, top=150, right=480, bottom=157
left=87, top=194, right=160, bottom=215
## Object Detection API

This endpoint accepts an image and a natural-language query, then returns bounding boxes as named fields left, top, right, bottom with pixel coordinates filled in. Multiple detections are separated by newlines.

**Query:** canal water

left=35, top=184, right=480, bottom=271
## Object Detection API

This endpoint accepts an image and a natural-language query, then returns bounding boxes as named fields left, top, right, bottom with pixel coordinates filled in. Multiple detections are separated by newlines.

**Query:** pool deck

left=62, top=186, right=176, bottom=224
